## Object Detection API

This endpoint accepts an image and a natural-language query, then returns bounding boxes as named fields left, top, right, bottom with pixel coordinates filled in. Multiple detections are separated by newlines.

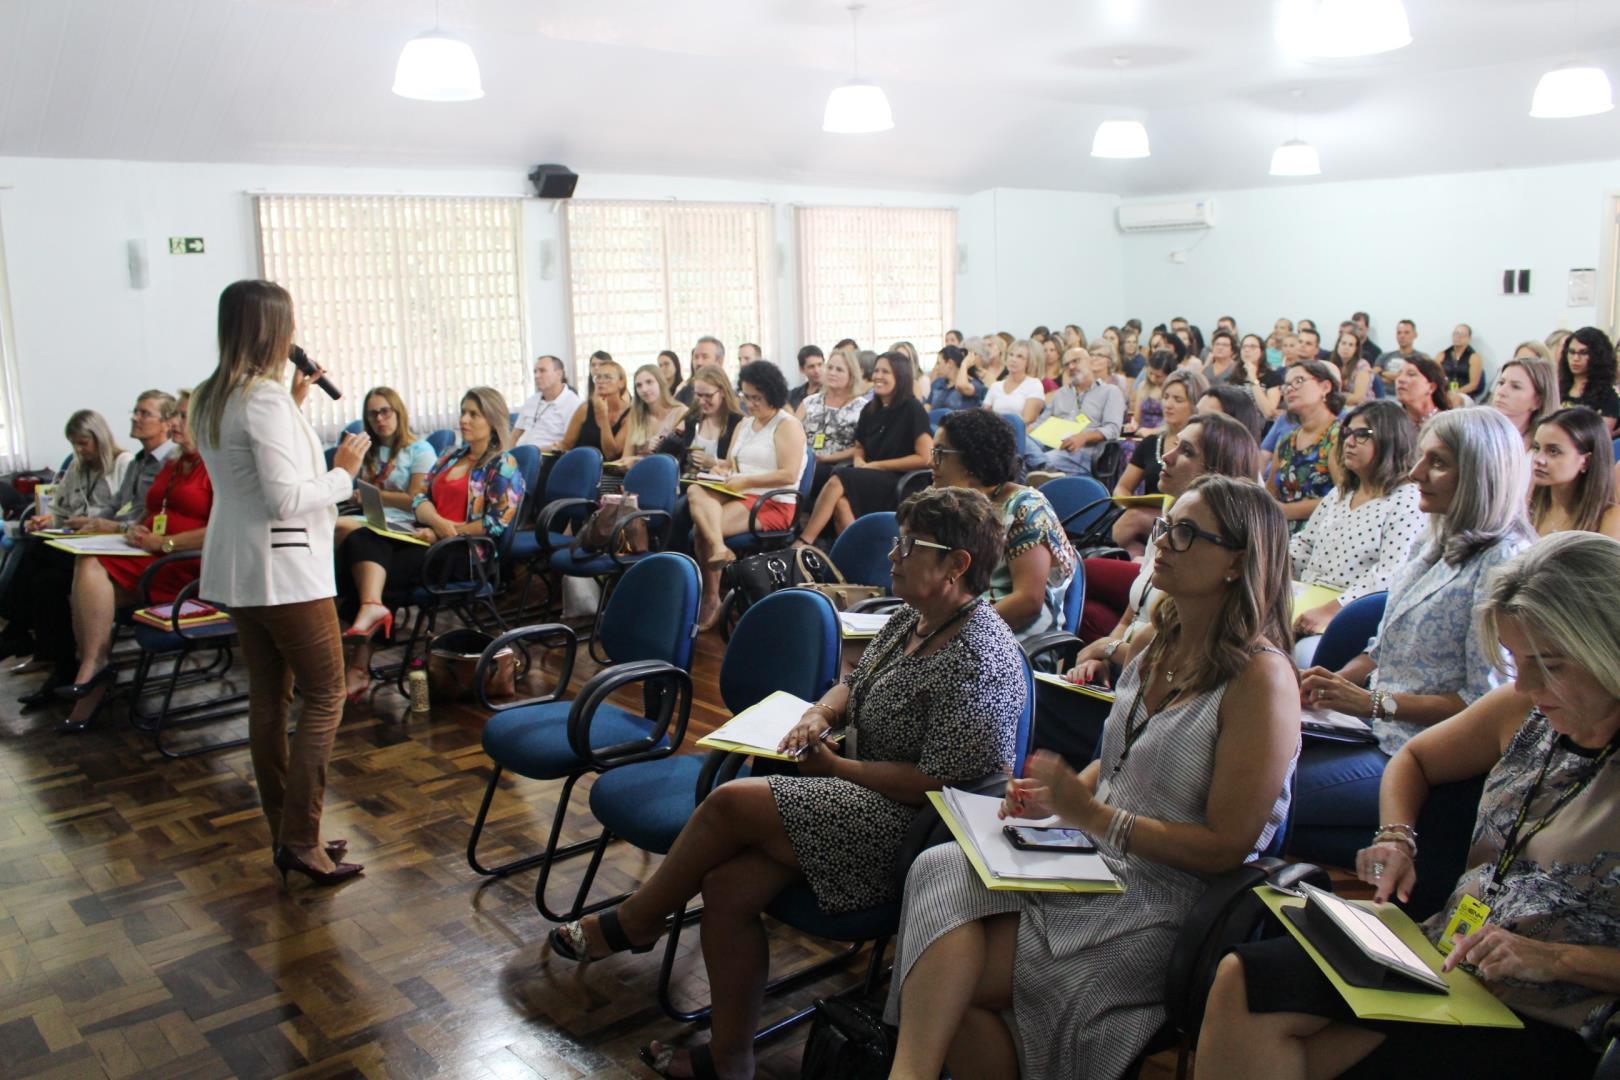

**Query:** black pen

left=789, top=728, right=837, bottom=759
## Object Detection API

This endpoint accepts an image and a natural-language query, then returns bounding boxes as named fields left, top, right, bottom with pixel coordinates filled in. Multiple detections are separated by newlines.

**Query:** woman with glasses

left=333, top=387, right=434, bottom=547
left=656, top=365, right=742, bottom=473
left=1528, top=406, right=1620, bottom=539
left=1556, top=327, right=1619, bottom=437
left=549, top=488, right=1025, bottom=1080
left=553, top=358, right=631, bottom=460
left=1113, top=368, right=1208, bottom=558
left=930, top=409, right=1076, bottom=640
left=690, top=361, right=808, bottom=630
left=1269, top=360, right=1344, bottom=531
left=1240, top=332, right=1284, bottom=420
left=1289, top=401, right=1427, bottom=666
left=887, top=475, right=1300, bottom=1080
left=797, top=347, right=868, bottom=500
left=1292, top=407, right=1536, bottom=866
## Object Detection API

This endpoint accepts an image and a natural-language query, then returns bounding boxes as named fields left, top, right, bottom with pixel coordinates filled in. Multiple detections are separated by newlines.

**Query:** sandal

left=638, top=1042, right=717, bottom=1080
left=547, top=907, right=656, bottom=963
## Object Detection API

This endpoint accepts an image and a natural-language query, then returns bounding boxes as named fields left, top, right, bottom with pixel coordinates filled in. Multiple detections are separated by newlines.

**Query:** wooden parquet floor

left=0, top=606, right=1275, bottom=1079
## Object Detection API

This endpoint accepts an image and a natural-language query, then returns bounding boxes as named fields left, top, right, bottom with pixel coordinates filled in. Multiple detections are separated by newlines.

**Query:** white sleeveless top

left=728, top=409, right=794, bottom=502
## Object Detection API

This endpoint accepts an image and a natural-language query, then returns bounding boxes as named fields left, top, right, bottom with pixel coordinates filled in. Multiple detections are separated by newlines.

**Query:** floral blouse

left=412, top=445, right=526, bottom=539
left=802, top=391, right=869, bottom=456
left=1273, top=420, right=1341, bottom=529
left=984, top=486, right=1077, bottom=640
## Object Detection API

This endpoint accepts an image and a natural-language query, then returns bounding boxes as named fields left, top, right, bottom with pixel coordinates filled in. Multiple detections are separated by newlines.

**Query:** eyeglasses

left=1282, top=377, right=1313, bottom=392
left=693, top=390, right=720, bottom=403
left=740, top=391, right=767, bottom=406
left=890, top=534, right=955, bottom=560
left=1343, top=426, right=1376, bottom=445
left=930, top=446, right=964, bottom=466
left=132, top=408, right=162, bottom=420
left=365, top=406, right=395, bottom=420
left=1150, top=517, right=1241, bottom=552
left=1567, top=345, right=1590, bottom=357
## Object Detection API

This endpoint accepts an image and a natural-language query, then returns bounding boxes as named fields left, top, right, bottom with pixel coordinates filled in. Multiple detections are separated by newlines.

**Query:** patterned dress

left=888, top=649, right=1296, bottom=1079
left=767, top=603, right=1024, bottom=914
left=1273, top=420, right=1341, bottom=531
left=800, top=391, right=868, bottom=456
left=985, top=486, right=1078, bottom=640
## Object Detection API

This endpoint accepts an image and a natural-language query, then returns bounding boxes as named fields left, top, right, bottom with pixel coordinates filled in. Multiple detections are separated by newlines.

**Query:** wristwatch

left=1101, top=638, right=1124, bottom=659
left=161, top=537, right=176, bottom=554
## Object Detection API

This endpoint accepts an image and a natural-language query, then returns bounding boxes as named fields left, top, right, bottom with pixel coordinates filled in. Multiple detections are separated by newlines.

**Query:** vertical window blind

left=0, top=210, right=26, bottom=472
left=566, top=201, right=776, bottom=378
left=797, top=206, right=956, bottom=358
left=255, top=194, right=528, bottom=440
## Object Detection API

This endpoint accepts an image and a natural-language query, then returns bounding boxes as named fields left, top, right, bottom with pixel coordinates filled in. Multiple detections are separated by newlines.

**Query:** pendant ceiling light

left=393, top=1, right=483, bottom=102
left=1305, top=0, right=1411, bottom=59
left=1091, top=56, right=1149, bottom=159
left=823, top=4, right=893, bottom=134
left=1270, top=90, right=1322, bottom=177
left=1530, top=65, right=1614, bottom=119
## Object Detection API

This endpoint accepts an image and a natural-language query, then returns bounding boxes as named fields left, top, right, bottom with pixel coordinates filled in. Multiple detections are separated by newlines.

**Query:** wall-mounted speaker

left=528, top=164, right=578, bottom=200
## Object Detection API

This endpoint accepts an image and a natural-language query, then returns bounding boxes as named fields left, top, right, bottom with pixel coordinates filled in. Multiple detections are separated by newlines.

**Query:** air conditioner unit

left=1116, top=198, right=1217, bottom=233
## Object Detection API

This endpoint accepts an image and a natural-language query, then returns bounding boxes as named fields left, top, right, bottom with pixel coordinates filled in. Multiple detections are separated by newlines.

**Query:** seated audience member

left=1394, top=355, right=1452, bottom=429
left=797, top=348, right=866, bottom=498
left=1197, top=385, right=1265, bottom=442
left=1376, top=317, right=1426, bottom=377
left=797, top=352, right=932, bottom=548
left=1069, top=412, right=1261, bottom=687
left=689, top=361, right=808, bottom=629
left=787, top=345, right=823, bottom=410
left=943, top=329, right=963, bottom=347
left=52, top=392, right=212, bottom=731
left=982, top=339, right=1047, bottom=426
left=1298, top=326, right=1328, bottom=363
left=28, top=410, right=132, bottom=532
left=889, top=339, right=919, bottom=371
left=511, top=355, right=582, bottom=449
left=1089, top=339, right=1134, bottom=400
left=1113, top=369, right=1207, bottom=556
left=955, top=336, right=998, bottom=405
left=1240, top=333, right=1284, bottom=419
left=1293, top=407, right=1535, bottom=864
left=1289, top=401, right=1427, bottom=666
left=552, top=358, right=630, bottom=459
left=690, top=335, right=727, bottom=384
left=1436, top=322, right=1484, bottom=402
left=339, top=389, right=523, bottom=700
left=1529, top=406, right=1620, bottom=539
left=656, top=364, right=743, bottom=473
left=68, top=390, right=179, bottom=533
left=1129, top=348, right=1177, bottom=436
left=887, top=475, right=1300, bottom=1080
left=924, top=345, right=981, bottom=410
left=1490, top=354, right=1558, bottom=448
left=1546, top=328, right=1573, bottom=363
left=1068, top=324, right=1091, bottom=350
left=554, top=488, right=1025, bottom=1080
left=1270, top=360, right=1344, bottom=531
left=1204, top=329, right=1244, bottom=385
left=1199, top=532, right=1620, bottom=1079
left=931, top=409, right=1076, bottom=640
left=1511, top=338, right=1552, bottom=364
left=657, top=349, right=692, bottom=407
left=620, top=364, right=684, bottom=460
left=1026, top=346, right=1125, bottom=479
left=1333, top=328, right=1376, bottom=408
left=1038, top=336, right=1064, bottom=393
left=335, top=387, right=434, bottom=545
left=1557, top=326, right=1619, bottom=436
left=1119, top=328, right=1144, bottom=377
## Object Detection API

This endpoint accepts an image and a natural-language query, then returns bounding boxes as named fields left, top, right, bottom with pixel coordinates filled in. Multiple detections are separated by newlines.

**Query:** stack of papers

left=696, top=690, right=837, bottom=762
left=929, top=788, right=1122, bottom=894
left=45, top=533, right=148, bottom=557
left=838, top=611, right=893, bottom=639
left=1029, top=415, right=1091, bottom=449
left=1034, top=671, right=1117, bottom=703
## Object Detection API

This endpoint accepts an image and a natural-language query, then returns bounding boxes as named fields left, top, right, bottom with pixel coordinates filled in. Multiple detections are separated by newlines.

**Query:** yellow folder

left=1256, top=888, right=1523, bottom=1028
left=1111, top=493, right=1172, bottom=510
left=1033, top=670, right=1117, bottom=704
left=365, top=524, right=432, bottom=546
left=679, top=476, right=747, bottom=499
left=1291, top=582, right=1343, bottom=617
left=1030, top=415, right=1092, bottom=450
left=926, top=791, right=1124, bottom=894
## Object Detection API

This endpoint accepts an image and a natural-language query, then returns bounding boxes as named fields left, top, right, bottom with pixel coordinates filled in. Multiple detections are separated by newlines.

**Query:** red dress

left=100, top=454, right=214, bottom=602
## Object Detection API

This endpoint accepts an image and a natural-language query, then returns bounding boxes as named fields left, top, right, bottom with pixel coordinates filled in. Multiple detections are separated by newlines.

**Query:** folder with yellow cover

left=1033, top=670, right=1117, bottom=704
left=928, top=789, right=1123, bottom=894
left=1256, top=887, right=1523, bottom=1028
left=696, top=690, right=840, bottom=762
left=1291, top=581, right=1343, bottom=616
left=1111, top=493, right=1171, bottom=510
left=680, top=472, right=746, bottom=498
left=1029, top=415, right=1091, bottom=450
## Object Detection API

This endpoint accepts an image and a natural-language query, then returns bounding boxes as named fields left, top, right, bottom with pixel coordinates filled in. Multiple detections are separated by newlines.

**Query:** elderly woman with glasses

left=547, top=488, right=1026, bottom=1080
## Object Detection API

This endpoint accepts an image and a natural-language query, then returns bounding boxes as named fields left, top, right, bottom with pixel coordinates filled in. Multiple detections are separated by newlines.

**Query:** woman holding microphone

left=191, top=280, right=370, bottom=887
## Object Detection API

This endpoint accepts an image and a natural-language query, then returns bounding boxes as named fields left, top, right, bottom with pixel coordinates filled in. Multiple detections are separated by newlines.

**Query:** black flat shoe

left=55, top=666, right=115, bottom=700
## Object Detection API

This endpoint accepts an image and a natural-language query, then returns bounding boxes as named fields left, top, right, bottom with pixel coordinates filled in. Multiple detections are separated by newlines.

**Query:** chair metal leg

left=585, top=574, right=618, bottom=666
left=127, top=643, right=251, bottom=758
left=535, top=823, right=627, bottom=923
left=751, top=937, right=890, bottom=1046
left=465, top=766, right=603, bottom=880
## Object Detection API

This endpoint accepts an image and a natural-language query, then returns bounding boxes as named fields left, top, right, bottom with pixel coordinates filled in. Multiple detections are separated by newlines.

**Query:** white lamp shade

left=1530, top=66, right=1614, bottom=119
left=1306, top=0, right=1411, bottom=58
left=1091, top=119, right=1150, bottom=159
left=1270, top=138, right=1322, bottom=176
left=823, top=81, right=894, bottom=133
left=393, top=32, right=484, bottom=102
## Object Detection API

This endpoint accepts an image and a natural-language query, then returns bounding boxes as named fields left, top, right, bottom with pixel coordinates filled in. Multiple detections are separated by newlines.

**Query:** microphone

left=289, top=346, right=343, bottom=401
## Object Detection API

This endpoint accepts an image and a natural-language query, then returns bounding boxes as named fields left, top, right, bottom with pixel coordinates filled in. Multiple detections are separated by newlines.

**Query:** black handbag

left=721, top=546, right=836, bottom=613
left=800, top=996, right=895, bottom=1080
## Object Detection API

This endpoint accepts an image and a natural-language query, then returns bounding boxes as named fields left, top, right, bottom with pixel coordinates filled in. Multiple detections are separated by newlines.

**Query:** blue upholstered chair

left=826, top=511, right=898, bottom=591
left=998, top=412, right=1028, bottom=456
left=466, top=552, right=700, bottom=922
left=1041, top=474, right=1122, bottom=549
left=507, top=446, right=603, bottom=613
left=426, top=428, right=457, bottom=454
left=1310, top=591, right=1387, bottom=673
left=343, top=418, right=365, bottom=436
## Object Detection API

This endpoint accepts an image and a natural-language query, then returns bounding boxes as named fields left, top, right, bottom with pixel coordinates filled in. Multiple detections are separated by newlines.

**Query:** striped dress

left=886, top=648, right=1296, bottom=1079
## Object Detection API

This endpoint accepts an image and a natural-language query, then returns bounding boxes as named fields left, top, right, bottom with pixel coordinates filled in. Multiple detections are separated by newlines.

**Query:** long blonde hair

left=63, top=410, right=123, bottom=478
left=825, top=348, right=865, bottom=400
left=1479, top=531, right=1620, bottom=700
left=460, top=387, right=511, bottom=468
left=683, top=364, right=742, bottom=426
left=192, top=280, right=295, bottom=449
left=625, top=364, right=680, bottom=452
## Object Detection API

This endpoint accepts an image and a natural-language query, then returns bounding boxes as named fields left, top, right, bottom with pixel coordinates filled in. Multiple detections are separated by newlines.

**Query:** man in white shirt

left=1026, top=348, right=1126, bottom=478
left=511, top=355, right=581, bottom=449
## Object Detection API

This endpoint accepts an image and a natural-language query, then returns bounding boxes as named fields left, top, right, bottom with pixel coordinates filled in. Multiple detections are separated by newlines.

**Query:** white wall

left=0, top=156, right=1127, bottom=467
left=1119, top=160, right=1620, bottom=380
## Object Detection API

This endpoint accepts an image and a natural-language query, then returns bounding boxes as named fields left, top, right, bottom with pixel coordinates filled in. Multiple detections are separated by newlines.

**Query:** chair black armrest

left=895, top=469, right=933, bottom=502
left=420, top=535, right=496, bottom=598
left=1021, top=630, right=1082, bottom=669
left=533, top=497, right=597, bottom=554
left=565, top=659, right=694, bottom=770
left=1596, top=1035, right=1620, bottom=1080
left=607, top=508, right=673, bottom=569
left=745, top=488, right=799, bottom=539
left=1058, top=496, right=1118, bottom=533
left=476, top=622, right=580, bottom=711
left=849, top=595, right=905, bottom=615
left=136, top=549, right=201, bottom=605
left=889, top=774, right=1012, bottom=894
left=694, top=748, right=751, bottom=804
left=165, top=579, right=234, bottom=643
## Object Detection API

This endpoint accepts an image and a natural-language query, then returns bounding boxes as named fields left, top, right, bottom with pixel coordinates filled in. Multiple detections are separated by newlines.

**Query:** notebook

left=838, top=611, right=894, bottom=640
left=44, top=533, right=148, bottom=557
left=928, top=789, right=1123, bottom=894
left=1292, top=581, right=1344, bottom=616
left=1301, top=705, right=1377, bottom=745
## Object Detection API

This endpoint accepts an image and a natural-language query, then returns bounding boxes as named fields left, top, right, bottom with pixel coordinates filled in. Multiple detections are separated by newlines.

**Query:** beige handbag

left=426, top=628, right=517, bottom=702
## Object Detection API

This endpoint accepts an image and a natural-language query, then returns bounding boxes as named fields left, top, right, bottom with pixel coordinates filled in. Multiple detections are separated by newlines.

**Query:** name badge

left=1438, top=893, right=1492, bottom=955
left=151, top=513, right=168, bottom=536
left=812, top=433, right=826, bottom=450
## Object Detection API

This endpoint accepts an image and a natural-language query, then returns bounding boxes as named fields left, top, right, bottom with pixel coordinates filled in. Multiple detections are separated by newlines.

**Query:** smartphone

left=1002, top=825, right=1097, bottom=854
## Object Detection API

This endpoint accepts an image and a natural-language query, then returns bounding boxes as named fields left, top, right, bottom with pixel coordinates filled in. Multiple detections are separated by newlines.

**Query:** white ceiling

left=1, top=0, right=1617, bottom=196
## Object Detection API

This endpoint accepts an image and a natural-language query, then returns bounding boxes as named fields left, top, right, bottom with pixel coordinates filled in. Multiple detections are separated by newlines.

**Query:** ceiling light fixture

left=393, top=0, right=483, bottom=102
left=1305, top=0, right=1411, bottom=59
left=1270, top=89, right=1322, bottom=177
left=1530, top=65, right=1614, bottom=119
left=823, top=4, right=893, bottom=134
left=1091, top=56, right=1149, bottom=159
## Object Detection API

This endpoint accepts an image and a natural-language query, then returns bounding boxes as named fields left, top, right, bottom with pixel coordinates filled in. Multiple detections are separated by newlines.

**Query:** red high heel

left=343, top=603, right=394, bottom=641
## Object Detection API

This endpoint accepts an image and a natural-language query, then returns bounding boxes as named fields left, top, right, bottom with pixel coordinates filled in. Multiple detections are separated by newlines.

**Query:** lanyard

left=849, top=600, right=978, bottom=718
left=1484, top=711, right=1619, bottom=897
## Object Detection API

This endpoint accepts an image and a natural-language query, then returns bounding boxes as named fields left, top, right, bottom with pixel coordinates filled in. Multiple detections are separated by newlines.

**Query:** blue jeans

left=1290, top=742, right=1388, bottom=867
left=1026, top=445, right=1099, bottom=477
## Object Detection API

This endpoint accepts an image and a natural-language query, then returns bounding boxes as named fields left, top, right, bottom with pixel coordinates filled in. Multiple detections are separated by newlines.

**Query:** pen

left=790, top=728, right=837, bottom=759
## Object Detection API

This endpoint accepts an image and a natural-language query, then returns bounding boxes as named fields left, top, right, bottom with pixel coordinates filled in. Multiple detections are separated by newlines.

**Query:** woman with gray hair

left=1291, top=406, right=1537, bottom=866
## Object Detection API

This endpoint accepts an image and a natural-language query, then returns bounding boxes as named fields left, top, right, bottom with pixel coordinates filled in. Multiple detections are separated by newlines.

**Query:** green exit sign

left=168, top=237, right=205, bottom=255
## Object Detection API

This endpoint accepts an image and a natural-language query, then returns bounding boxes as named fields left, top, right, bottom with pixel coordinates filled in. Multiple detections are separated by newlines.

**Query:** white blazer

left=197, top=379, right=353, bottom=608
